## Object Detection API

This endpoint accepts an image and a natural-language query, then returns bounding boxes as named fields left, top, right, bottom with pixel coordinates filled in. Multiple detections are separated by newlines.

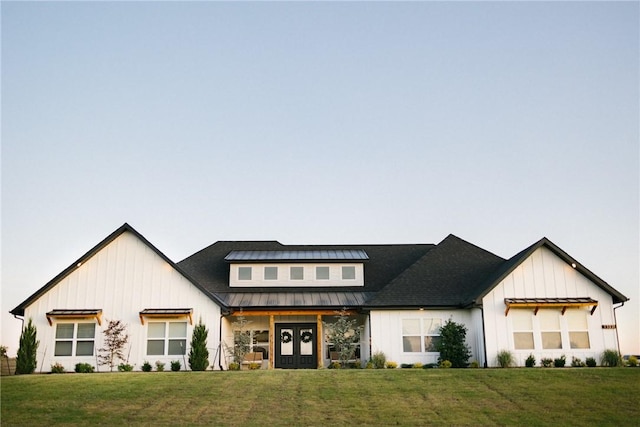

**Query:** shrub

left=248, top=362, right=261, bottom=370
left=439, top=360, right=452, bottom=369
left=627, top=355, right=638, bottom=367
left=525, top=354, right=536, bottom=368
left=16, top=318, right=39, bottom=375
left=423, top=363, right=438, bottom=369
left=370, top=351, right=387, bottom=369
left=553, top=355, right=566, bottom=368
left=585, top=357, right=597, bottom=367
left=601, top=349, right=622, bottom=367
left=50, top=363, right=65, bottom=374
left=328, top=361, right=342, bottom=369
left=385, top=361, right=398, bottom=369
left=189, top=319, right=209, bottom=371
left=142, top=361, right=152, bottom=372
left=571, top=357, right=585, bottom=368
left=436, top=319, right=471, bottom=368
left=75, top=363, right=94, bottom=373
left=469, top=360, right=480, bottom=368
left=400, top=363, right=413, bottom=369
left=228, top=362, right=240, bottom=371
left=155, top=361, right=165, bottom=372
left=541, top=358, right=553, bottom=368
left=323, top=309, right=363, bottom=368
left=496, top=350, right=514, bottom=368
left=118, top=363, right=134, bottom=372
left=413, top=363, right=423, bottom=369
left=170, top=360, right=181, bottom=372
left=98, top=319, right=129, bottom=372
left=365, top=361, right=374, bottom=369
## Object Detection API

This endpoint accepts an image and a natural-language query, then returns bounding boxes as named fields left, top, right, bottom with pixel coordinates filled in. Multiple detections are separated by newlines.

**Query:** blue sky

left=2, top=2, right=638, bottom=355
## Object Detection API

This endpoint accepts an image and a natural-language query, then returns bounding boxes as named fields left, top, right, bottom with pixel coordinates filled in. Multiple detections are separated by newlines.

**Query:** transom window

left=147, top=321, right=187, bottom=356
left=264, top=267, right=278, bottom=280
left=316, top=266, right=330, bottom=280
left=402, top=318, right=442, bottom=353
left=54, top=323, right=96, bottom=356
left=238, top=267, right=252, bottom=280
left=342, top=266, right=356, bottom=280
left=290, top=266, right=304, bottom=280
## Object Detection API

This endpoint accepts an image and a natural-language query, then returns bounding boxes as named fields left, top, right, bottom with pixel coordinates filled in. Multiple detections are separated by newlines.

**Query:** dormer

left=225, top=250, right=368, bottom=287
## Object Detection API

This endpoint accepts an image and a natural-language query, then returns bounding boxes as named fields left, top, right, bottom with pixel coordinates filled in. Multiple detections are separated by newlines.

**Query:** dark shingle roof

left=365, top=235, right=506, bottom=308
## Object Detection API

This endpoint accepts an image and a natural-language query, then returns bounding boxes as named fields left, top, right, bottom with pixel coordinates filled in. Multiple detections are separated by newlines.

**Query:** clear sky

left=2, top=2, right=638, bottom=356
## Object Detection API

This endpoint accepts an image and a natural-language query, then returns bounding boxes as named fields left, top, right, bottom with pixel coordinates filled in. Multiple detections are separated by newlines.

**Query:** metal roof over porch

left=219, top=291, right=373, bottom=308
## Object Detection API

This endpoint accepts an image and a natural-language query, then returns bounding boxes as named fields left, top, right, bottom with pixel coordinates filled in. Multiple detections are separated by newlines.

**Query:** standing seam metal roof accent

left=224, top=250, right=369, bottom=261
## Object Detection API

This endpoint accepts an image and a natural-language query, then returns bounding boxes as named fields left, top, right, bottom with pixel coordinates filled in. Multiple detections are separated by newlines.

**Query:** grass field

left=2, top=368, right=639, bottom=426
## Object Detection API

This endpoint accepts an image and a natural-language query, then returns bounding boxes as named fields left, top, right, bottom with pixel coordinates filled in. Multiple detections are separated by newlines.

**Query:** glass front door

left=275, top=324, right=317, bottom=369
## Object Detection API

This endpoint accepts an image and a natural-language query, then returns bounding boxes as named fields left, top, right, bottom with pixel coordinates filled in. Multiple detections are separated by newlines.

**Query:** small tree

left=436, top=319, right=471, bottom=368
left=323, top=308, right=363, bottom=368
left=16, top=318, right=39, bottom=374
left=188, top=319, right=209, bottom=371
left=225, top=315, right=251, bottom=366
left=98, top=320, right=129, bottom=371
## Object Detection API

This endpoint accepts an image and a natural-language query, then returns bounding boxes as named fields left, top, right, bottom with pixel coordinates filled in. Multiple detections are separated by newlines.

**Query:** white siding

left=482, top=246, right=619, bottom=367
left=23, top=231, right=221, bottom=372
left=229, top=263, right=364, bottom=287
left=370, top=309, right=481, bottom=367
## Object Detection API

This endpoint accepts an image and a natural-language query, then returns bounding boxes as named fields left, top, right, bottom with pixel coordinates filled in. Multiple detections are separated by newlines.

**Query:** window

left=402, top=318, right=441, bottom=353
left=290, top=266, right=304, bottom=280
left=264, top=267, right=278, bottom=280
left=147, top=321, right=187, bottom=356
left=316, top=266, right=330, bottom=280
left=238, top=267, right=252, bottom=280
left=342, top=266, right=356, bottom=280
left=54, top=323, right=96, bottom=356
left=540, top=310, right=562, bottom=349
left=567, top=310, right=590, bottom=349
left=512, top=310, right=534, bottom=350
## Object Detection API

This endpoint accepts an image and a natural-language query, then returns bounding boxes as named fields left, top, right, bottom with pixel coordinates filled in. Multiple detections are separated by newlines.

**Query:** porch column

left=317, top=314, right=323, bottom=369
left=269, top=315, right=275, bottom=369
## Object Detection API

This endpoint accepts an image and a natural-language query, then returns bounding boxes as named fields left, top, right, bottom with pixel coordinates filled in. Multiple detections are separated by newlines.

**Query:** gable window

left=316, top=266, right=330, bottom=280
left=567, top=310, right=590, bottom=349
left=342, top=266, right=356, bottom=280
left=264, top=266, right=278, bottom=280
left=540, top=310, right=562, bottom=349
left=238, top=267, right=252, bottom=280
left=290, top=266, right=304, bottom=280
left=511, top=310, right=534, bottom=350
left=54, top=323, right=96, bottom=356
left=147, top=321, right=187, bottom=356
left=402, top=318, right=441, bottom=353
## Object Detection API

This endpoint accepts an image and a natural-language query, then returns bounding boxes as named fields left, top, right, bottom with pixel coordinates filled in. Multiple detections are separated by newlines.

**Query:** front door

left=275, top=324, right=317, bottom=369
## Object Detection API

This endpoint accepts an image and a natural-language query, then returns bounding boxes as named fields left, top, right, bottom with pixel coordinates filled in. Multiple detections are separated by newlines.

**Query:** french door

left=275, top=324, right=317, bottom=369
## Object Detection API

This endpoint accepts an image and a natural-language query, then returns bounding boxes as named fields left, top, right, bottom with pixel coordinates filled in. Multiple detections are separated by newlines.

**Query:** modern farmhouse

left=10, top=223, right=628, bottom=371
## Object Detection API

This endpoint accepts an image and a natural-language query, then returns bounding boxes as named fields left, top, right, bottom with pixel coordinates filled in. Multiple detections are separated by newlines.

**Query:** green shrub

left=541, top=358, right=553, bottom=368
left=423, top=363, right=438, bottom=369
left=413, top=363, right=423, bottom=369
left=525, top=354, right=536, bottom=368
left=601, top=349, right=622, bottom=367
left=155, top=361, right=165, bottom=372
left=469, top=360, right=480, bottom=368
left=142, top=361, right=152, bottom=372
left=248, top=362, right=261, bottom=370
left=400, top=363, right=413, bottom=369
left=496, top=350, right=514, bottom=368
left=370, top=351, right=387, bottom=369
left=118, top=363, right=134, bottom=372
left=328, top=361, right=342, bottom=369
left=385, top=361, right=398, bottom=369
left=16, top=318, right=39, bottom=375
left=627, top=355, right=638, bottom=367
left=436, top=319, right=471, bottom=368
left=439, top=360, right=452, bottom=369
left=585, top=357, right=597, bottom=367
left=571, top=357, right=585, bottom=368
left=553, top=355, right=566, bottom=368
left=189, top=320, right=209, bottom=371
left=228, top=362, right=240, bottom=371
left=365, top=361, right=374, bottom=369
left=170, top=360, right=181, bottom=372
left=50, top=363, right=65, bottom=374
left=74, top=363, right=94, bottom=373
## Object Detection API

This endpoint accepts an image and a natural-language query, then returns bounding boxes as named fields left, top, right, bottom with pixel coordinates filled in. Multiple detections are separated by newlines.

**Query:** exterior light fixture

left=571, top=263, right=577, bottom=268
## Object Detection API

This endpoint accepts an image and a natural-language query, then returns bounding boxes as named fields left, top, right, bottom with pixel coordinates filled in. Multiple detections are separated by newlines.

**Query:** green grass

left=2, top=369, right=639, bottom=426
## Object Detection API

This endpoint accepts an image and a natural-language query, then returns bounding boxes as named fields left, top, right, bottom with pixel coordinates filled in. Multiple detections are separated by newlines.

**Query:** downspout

left=218, top=312, right=226, bottom=371
left=13, top=314, right=25, bottom=330
left=479, top=306, right=488, bottom=368
left=613, top=302, right=625, bottom=356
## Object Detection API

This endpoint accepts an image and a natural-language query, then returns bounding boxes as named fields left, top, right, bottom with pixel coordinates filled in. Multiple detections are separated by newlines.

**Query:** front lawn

left=2, top=368, right=638, bottom=426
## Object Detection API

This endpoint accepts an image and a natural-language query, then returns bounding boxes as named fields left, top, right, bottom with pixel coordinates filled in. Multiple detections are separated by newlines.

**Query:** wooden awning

left=504, top=298, right=598, bottom=316
left=139, top=308, right=193, bottom=325
left=46, top=309, right=102, bottom=326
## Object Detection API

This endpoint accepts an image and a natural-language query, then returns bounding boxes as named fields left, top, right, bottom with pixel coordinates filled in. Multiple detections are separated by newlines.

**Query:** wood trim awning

left=504, top=298, right=598, bottom=316
left=139, top=308, right=193, bottom=325
left=46, top=309, right=103, bottom=326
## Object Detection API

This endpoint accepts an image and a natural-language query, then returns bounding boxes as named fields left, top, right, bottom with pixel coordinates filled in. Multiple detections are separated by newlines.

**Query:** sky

left=2, top=2, right=638, bottom=356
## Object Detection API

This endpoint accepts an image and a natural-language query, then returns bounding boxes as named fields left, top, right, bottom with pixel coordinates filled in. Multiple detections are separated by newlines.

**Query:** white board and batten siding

left=23, top=231, right=221, bottom=372
left=482, top=246, right=619, bottom=367
left=370, top=309, right=484, bottom=367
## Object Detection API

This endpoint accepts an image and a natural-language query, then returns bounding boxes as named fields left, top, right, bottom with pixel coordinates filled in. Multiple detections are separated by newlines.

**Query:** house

left=10, top=223, right=628, bottom=371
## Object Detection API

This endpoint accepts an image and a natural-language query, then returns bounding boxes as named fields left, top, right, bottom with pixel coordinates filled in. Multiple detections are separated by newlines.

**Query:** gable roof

left=474, top=237, right=629, bottom=305
left=365, top=235, right=506, bottom=308
left=10, top=223, right=226, bottom=316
